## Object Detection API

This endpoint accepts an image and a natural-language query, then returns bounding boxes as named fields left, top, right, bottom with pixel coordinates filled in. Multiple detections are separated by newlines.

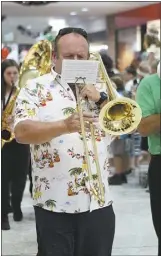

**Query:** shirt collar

left=50, top=67, right=69, bottom=90
left=48, top=67, right=61, bottom=88
left=51, top=67, right=60, bottom=81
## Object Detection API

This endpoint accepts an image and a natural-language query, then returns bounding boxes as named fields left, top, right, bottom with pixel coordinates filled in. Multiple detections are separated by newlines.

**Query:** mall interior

left=1, top=1, right=161, bottom=256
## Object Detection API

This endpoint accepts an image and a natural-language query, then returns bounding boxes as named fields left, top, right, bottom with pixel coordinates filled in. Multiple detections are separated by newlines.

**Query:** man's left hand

left=80, top=85, right=100, bottom=102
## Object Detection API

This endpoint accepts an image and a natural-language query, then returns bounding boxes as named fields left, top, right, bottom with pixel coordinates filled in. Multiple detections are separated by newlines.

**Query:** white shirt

left=125, top=79, right=134, bottom=92
left=14, top=70, right=115, bottom=213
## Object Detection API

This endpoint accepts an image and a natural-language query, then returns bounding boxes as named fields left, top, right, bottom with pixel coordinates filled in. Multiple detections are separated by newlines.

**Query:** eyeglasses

left=57, top=27, right=88, bottom=40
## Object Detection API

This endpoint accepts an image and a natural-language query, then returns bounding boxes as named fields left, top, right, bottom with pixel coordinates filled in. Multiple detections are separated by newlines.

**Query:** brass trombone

left=74, top=52, right=142, bottom=206
left=75, top=82, right=105, bottom=206
left=91, top=52, right=142, bottom=135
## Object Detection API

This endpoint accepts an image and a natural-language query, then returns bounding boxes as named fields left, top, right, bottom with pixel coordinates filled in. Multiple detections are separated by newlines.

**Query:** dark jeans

left=34, top=204, right=115, bottom=256
left=148, top=155, right=161, bottom=256
left=1, top=139, right=30, bottom=218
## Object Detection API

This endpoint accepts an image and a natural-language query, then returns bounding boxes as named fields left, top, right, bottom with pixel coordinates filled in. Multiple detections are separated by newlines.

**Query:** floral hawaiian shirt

left=14, top=69, right=115, bottom=213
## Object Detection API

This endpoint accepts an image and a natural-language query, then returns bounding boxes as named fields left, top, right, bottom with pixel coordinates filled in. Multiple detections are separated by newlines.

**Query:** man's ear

left=52, top=51, right=57, bottom=65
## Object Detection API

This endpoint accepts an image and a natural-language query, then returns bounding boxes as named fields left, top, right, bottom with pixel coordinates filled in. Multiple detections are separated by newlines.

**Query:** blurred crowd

left=99, top=50, right=159, bottom=186
left=97, top=26, right=160, bottom=187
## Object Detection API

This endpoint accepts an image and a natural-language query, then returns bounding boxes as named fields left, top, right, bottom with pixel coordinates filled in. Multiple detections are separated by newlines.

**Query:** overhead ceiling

left=2, top=1, right=155, bottom=43
left=2, top=1, right=154, bottom=17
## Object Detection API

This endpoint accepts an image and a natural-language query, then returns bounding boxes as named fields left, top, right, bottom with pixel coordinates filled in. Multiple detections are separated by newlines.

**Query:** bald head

left=53, top=32, right=90, bottom=74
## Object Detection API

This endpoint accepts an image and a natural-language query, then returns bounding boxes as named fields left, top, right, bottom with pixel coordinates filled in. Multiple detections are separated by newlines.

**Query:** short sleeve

left=13, top=80, right=39, bottom=129
left=136, top=77, right=155, bottom=118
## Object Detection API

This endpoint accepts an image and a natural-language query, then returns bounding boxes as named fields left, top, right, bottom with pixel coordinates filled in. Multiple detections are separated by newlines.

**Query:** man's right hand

left=63, top=112, right=98, bottom=133
left=7, top=115, right=14, bottom=125
left=14, top=112, right=98, bottom=145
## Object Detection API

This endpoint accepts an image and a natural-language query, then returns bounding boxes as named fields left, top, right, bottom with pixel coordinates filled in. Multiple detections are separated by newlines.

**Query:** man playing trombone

left=13, top=27, right=116, bottom=256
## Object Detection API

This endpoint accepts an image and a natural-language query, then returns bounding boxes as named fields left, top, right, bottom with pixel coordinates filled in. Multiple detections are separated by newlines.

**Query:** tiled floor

left=2, top=171, right=157, bottom=256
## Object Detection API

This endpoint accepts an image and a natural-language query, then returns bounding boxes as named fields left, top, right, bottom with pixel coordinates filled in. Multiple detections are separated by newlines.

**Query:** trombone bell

left=99, top=97, right=142, bottom=136
left=90, top=51, right=142, bottom=136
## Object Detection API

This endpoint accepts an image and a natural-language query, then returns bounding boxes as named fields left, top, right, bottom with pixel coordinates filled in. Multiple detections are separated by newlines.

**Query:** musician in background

left=123, top=66, right=137, bottom=93
left=143, top=26, right=161, bottom=65
left=135, top=61, right=151, bottom=167
left=136, top=61, right=161, bottom=255
left=1, top=59, right=30, bottom=230
left=99, top=50, right=119, bottom=78
left=14, top=27, right=115, bottom=256
left=151, top=59, right=159, bottom=74
left=108, top=75, right=132, bottom=185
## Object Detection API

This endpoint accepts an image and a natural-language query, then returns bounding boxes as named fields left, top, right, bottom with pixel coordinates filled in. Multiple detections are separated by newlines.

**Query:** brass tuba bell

left=1, top=40, right=52, bottom=148
left=90, top=52, right=142, bottom=136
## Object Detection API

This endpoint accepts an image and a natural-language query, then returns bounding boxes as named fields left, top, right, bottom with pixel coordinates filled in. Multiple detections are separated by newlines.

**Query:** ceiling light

left=27, top=25, right=31, bottom=29
left=70, top=12, right=77, bottom=16
left=90, top=45, right=108, bottom=52
left=81, top=8, right=88, bottom=12
left=48, top=19, right=67, bottom=33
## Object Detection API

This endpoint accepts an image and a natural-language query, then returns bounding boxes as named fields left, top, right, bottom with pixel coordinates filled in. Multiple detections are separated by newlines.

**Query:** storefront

left=114, top=3, right=161, bottom=71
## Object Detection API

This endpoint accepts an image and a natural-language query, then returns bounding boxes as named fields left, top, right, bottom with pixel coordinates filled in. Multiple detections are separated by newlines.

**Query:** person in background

left=1, top=59, right=30, bottom=230
left=99, top=52, right=119, bottom=170
left=19, top=47, right=28, bottom=64
left=108, top=75, right=132, bottom=185
left=130, top=56, right=142, bottom=70
left=112, top=75, right=131, bottom=98
left=99, top=50, right=119, bottom=78
left=137, top=33, right=160, bottom=192
left=150, top=59, right=159, bottom=74
left=134, top=61, right=151, bottom=168
left=137, top=61, right=151, bottom=83
left=143, top=26, right=161, bottom=65
left=131, top=61, right=150, bottom=100
left=123, top=66, right=137, bottom=93
left=122, top=64, right=143, bottom=171
left=119, top=71, right=137, bottom=174
left=131, top=61, right=151, bottom=169
left=136, top=61, right=161, bottom=256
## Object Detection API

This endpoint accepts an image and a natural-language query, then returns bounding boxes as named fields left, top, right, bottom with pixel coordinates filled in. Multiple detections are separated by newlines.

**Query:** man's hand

left=14, top=112, right=98, bottom=145
left=7, top=115, right=14, bottom=125
left=64, top=111, right=97, bottom=133
left=80, top=85, right=100, bottom=102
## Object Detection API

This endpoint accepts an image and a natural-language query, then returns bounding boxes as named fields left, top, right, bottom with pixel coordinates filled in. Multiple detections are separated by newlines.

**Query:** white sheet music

left=61, top=60, right=99, bottom=84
